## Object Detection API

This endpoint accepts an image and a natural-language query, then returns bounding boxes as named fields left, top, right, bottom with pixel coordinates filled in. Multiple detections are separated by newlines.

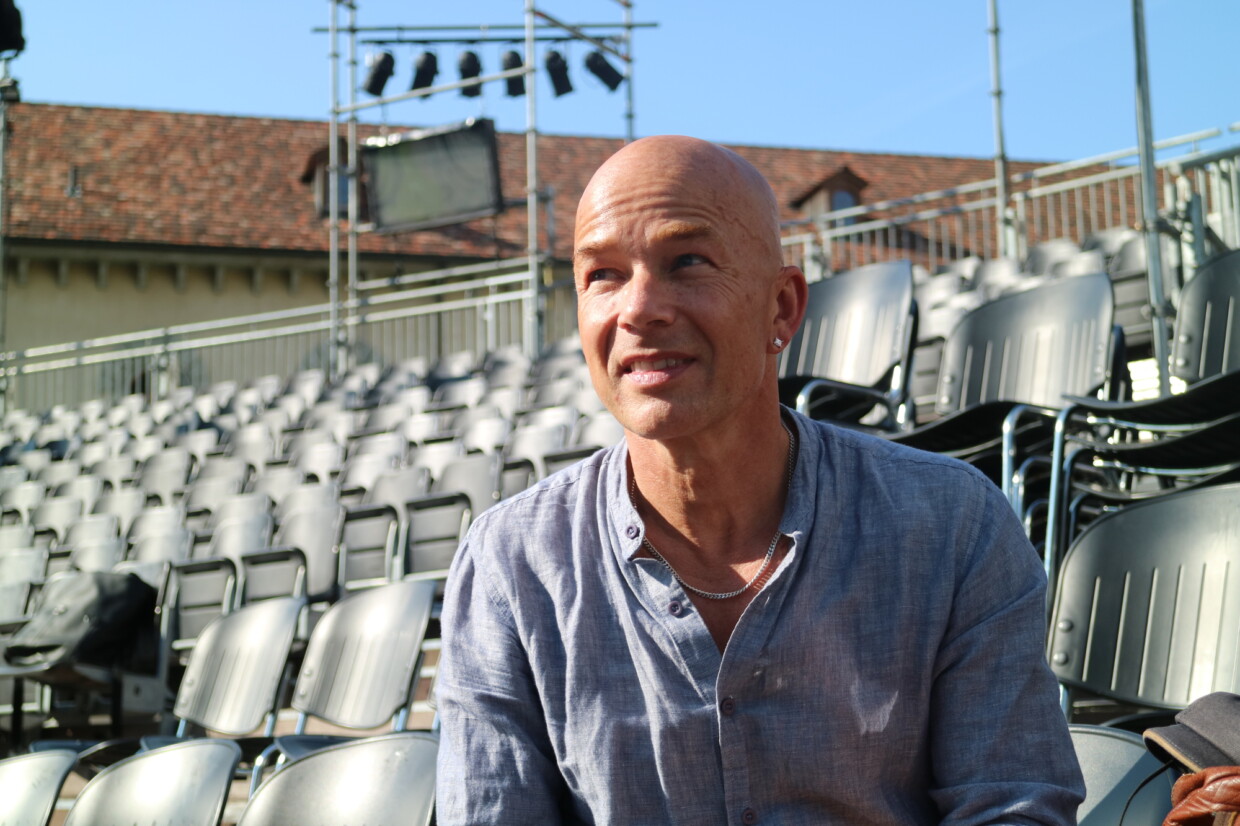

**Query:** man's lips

left=620, top=355, right=695, bottom=386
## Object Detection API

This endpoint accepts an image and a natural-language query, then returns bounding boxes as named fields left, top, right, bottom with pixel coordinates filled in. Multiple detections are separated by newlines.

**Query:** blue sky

left=10, top=0, right=1239, bottom=163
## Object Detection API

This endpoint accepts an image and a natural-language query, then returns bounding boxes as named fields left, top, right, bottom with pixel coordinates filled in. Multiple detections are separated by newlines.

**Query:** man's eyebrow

left=651, top=222, right=718, bottom=245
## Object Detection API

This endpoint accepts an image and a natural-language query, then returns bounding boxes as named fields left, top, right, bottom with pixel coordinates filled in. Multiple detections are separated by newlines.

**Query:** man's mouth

left=626, top=358, right=687, bottom=373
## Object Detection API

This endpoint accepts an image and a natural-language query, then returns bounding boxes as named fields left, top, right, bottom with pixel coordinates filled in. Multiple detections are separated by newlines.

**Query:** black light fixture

left=501, top=50, right=525, bottom=97
left=584, top=50, right=624, bottom=92
left=0, top=0, right=24, bottom=56
left=411, top=51, right=439, bottom=94
left=362, top=51, right=395, bottom=97
left=544, top=50, right=573, bottom=97
left=458, top=51, right=482, bottom=98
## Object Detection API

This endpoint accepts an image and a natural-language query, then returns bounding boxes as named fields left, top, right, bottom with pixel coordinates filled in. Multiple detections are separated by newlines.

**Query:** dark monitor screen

left=362, top=118, right=504, bottom=233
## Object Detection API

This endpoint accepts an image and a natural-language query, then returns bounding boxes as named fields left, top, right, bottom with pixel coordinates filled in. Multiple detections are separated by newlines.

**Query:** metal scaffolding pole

left=1132, top=0, right=1172, bottom=397
left=525, top=0, right=542, bottom=358
left=987, top=0, right=1012, bottom=258
left=346, top=1, right=360, bottom=370
left=327, top=1, right=342, bottom=379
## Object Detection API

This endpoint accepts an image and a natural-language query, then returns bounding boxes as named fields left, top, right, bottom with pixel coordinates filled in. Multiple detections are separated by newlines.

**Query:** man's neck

left=627, top=406, right=792, bottom=565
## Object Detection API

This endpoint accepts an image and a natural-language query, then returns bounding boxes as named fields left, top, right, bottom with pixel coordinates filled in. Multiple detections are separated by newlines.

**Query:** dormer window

left=792, top=165, right=868, bottom=226
left=299, top=141, right=367, bottom=221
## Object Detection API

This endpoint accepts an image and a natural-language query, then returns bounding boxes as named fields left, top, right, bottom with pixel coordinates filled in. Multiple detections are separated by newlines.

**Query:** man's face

left=573, top=149, right=783, bottom=442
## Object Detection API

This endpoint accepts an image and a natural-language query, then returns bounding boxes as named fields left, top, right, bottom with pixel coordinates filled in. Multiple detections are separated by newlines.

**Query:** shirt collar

left=604, top=407, right=822, bottom=563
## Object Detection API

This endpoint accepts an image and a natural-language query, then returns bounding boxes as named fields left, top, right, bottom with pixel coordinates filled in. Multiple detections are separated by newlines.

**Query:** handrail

left=3, top=262, right=533, bottom=363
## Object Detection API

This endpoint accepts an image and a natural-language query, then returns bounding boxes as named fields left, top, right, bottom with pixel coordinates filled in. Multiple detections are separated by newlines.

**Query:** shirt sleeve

left=927, top=474, right=1086, bottom=826
left=435, top=535, right=569, bottom=826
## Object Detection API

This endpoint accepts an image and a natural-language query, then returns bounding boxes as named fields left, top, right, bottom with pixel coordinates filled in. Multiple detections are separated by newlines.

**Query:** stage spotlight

left=458, top=51, right=482, bottom=98
left=501, top=50, right=525, bottom=97
left=363, top=51, right=396, bottom=97
left=584, top=50, right=624, bottom=92
left=544, top=50, right=573, bottom=97
left=0, top=0, right=24, bottom=56
left=411, top=51, right=439, bottom=94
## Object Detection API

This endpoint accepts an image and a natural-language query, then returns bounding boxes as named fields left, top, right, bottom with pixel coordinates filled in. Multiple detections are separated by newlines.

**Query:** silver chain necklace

left=629, top=418, right=797, bottom=601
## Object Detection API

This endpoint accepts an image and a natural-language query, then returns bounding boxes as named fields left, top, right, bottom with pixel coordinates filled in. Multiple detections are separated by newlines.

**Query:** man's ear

left=771, top=265, right=809, bottom=351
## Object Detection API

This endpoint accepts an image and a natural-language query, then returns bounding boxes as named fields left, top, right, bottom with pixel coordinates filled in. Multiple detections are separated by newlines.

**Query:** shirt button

left=625, top=525, right=639, bottom=539
left=742, top=808, right=758, bottom=824
left=720, top=696, right=736, bottom=716
left=668, top=600, right=683, bottom=616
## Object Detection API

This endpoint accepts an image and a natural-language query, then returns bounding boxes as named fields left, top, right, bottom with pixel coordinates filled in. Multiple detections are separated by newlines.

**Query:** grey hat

left=1144, top=692, right=1240, bottom=773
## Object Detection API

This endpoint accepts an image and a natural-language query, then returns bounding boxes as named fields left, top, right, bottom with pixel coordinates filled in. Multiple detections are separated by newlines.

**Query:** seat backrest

left=936, top=271, right=1114, bottom=414
left=409, top=440, right=465, bottom=484
left=0, top=521, right=34, bottom=552
left=1025, top=237, right=1081, bottom=275
left=1069, top=725, right=1173, bottom=826
left=37, top=459, right=82, bottom=491
left=778, top=260, right=916, bottom=388
left=1049, top=482, right=1240, bottom=708
left=293, top=579, right=436, bottom=728
left=0, top=546, right=44, bottom=584
left=366, top=466, right=431, bottom=515
left=238, top=733, right=436, bottom=826
left=91, top=487, right=147, bottom=535
left=208, top=491, right=273, bottom=529
left=1171, top=248, right=1240, bottom=383
left=205, top=512, right=274, bottom=562
left=405, top=496, right=470, bottom=575
left=63, top=512, right=120, bottom=548
left=270, top=505, right=344, bottom=600
left=173, top=596, right=304, bottom=734
left=127, top=504, right=186, bottom=543
left=54, top=474, right=104, bottom=513
left=63, top=739, right=242, bottom=826
left=435, top=452, right=501, bottom=516
left=276, top=481, right=340, bottom=522
left=0, top=748, right=79, bottom=826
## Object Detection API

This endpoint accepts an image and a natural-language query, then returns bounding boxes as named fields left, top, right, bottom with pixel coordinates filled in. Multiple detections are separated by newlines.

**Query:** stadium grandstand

left=2, top=2, right=1240, bottom=824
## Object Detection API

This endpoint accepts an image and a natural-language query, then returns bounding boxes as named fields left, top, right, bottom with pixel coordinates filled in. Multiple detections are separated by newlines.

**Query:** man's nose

left=618, top=269, right=675, bottom=329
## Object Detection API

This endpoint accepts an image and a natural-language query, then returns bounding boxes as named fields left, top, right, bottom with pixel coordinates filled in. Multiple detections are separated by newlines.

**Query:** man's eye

left=585, top=268, right=615, bottom=284
left=672, top=253, right=707, bottom=269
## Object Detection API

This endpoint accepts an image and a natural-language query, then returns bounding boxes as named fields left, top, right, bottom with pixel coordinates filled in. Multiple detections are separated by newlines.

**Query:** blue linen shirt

left=436, top=411, right=1084, bottom=825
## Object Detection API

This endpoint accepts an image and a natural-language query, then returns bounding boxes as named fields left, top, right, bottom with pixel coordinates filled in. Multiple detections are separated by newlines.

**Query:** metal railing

left=781, top=127, right=1240, bottom=281
left=7, top=127, right=1236, bottom=416
left=0, top=258, right=554, bottom=412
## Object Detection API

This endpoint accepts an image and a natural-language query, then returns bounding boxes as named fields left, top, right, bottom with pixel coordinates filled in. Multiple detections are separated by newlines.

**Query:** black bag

left=3, top=571, right=156, bottom=670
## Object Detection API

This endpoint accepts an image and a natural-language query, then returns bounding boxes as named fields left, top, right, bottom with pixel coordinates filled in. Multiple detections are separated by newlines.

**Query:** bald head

left=575, top=135, right=784, bottom=269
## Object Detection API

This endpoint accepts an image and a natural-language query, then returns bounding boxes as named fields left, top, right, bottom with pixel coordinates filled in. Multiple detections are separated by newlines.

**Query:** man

left=436, top=135, right=1084, bottom=824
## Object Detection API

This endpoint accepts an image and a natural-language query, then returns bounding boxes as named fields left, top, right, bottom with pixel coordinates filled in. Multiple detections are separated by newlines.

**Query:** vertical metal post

left=524, top=0, right=542, bottom=358
left=0, top=59, right=10, bottom=415
left=346, top=1, right=359, bottom=370
left=1132, top=0, right=1171, bottom=397
left=624, top=2, right=635, bottom=143
left=988, top=0, right=1012, bottom=259
left=327, top=0, right=341, bottom=379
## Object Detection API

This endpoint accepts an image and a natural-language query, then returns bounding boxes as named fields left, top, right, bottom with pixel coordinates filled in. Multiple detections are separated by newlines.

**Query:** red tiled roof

left=5, top=102, right=1044, bottom=261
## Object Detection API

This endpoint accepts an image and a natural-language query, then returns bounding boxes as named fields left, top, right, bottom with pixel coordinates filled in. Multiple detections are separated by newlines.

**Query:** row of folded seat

left=0, top=336, right=626, bottom=753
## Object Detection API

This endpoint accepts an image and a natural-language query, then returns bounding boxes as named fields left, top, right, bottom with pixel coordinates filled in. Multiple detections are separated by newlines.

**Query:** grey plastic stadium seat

left=0, top=748, right=78, bottom=826
left=54, top=474, right=104, bottom=513
left=63, top=739, right=242, bottom=826
left=0, top=481, right=46, bottom=526
left=248, top=579, right=436, bottom=789
left=1070, top=725, right=1173, bottom=826
left=91, top=487, right=147, bottom=536
left=777, top=260, right=917, bottom=429
left=890, top=271, right=1117, bottom=472
left=238, top=732, right=437, bottom=826
left=1025, top=238, right=1080, bottom=275
left=1049, top=483, right=1240, bottom=715
left=36, top=459, right=82, bottom=491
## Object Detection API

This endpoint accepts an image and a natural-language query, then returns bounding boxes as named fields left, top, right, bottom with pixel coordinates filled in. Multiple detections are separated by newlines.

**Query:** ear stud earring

left=773, top=337, right=784, bottom=349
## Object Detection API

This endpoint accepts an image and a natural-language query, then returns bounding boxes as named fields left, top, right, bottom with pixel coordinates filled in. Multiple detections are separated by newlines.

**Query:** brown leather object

left=1165, top=766, right=1240, bottom=826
